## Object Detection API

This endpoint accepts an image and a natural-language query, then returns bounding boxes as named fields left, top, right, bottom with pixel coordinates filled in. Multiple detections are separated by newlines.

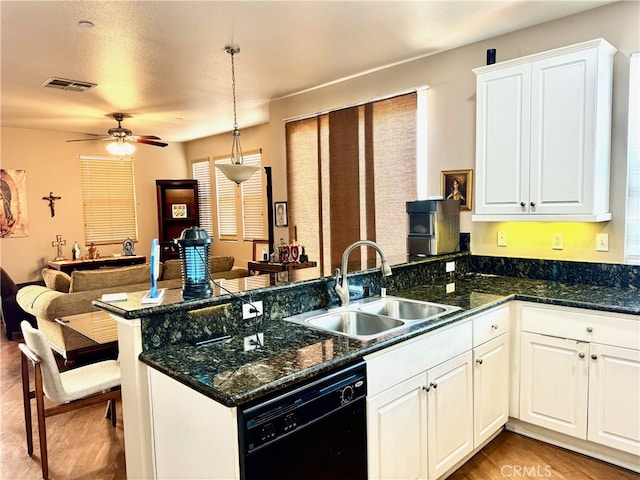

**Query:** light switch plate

left=497, top=231, right=507, bottom=247
left=596, top=233, right=609, bottom=252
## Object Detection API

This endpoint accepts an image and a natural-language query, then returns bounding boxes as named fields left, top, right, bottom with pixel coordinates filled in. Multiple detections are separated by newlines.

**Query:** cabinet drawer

left=365, top=321, right=472, bottom=396
left=473, top=304, right=510, bottom=347
left=521, top=304, right=640, bottom=350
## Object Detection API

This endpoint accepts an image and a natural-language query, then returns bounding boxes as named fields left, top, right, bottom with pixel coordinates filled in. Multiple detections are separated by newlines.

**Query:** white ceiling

left=1, top=1, right=613, bottom=145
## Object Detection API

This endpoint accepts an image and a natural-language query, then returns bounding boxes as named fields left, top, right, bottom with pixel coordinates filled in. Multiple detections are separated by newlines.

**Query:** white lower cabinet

left=426, top=351, right=474, bottom=480
left=366, top=352, right=473, bottom=480
left=473, top=333, right=510, bottom=447
left=518, top=303, right=640, bottom=458
left=366, top=305, right=510, bottom=480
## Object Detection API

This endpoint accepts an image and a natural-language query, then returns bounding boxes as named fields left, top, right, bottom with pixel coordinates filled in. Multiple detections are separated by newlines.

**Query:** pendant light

left=216, top=45, right=259, bottom=185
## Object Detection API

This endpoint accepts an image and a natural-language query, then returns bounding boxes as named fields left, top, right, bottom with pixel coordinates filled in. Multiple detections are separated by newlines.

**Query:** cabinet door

left=475, top=64, right=531, bottom=215
left=426, top=351, right=474, bottom=480
left=367, top=373, right=427, bottom=480
left=588, top=343, right=640, bottom=455
left=520, top=332, right=589, bottom=439
left=474, top=333, right=510, bottom=447
left=529, top=48, right=599, bottom=215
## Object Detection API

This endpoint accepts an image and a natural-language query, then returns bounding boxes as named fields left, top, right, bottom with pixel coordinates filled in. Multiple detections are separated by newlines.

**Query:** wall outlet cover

left=552, top=233, right=563, bottom=250
left=446, top=261, right=455, bottom=273
left=497, top=231, right=508, bottom=247
left=596, top=233, right=609, bottom=252
left=242, top=300, right=264, bottom=320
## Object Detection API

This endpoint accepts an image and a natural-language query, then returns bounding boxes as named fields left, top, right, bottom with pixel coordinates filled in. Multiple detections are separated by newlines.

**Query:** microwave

left=406, top=199, right=460, bottom=259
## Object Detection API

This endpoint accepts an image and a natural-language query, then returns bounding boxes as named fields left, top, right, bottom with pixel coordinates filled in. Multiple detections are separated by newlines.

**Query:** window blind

left=215, top=158, right=238, bottom=238
left=626, top=52, right=640, bottom=264
left=240, top=153, right=265, bottom=240
left=286, top=92, right=417, bottom=275
left=192, top=160, right=214, bottom=238
left=80, top=158, right=138, bottom=244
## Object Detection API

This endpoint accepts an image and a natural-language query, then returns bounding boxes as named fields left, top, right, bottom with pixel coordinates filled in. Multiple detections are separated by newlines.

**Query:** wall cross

left=42, top=191, right=61, bottom=217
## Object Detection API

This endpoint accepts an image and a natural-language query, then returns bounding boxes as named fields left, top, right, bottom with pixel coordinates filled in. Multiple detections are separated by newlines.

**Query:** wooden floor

left=1, top=324, right=638, bottom=480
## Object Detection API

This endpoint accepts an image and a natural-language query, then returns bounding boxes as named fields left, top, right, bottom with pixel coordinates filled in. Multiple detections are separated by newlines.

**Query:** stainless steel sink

left=307, top=311, right=405, bottom=340
left=284, top=296, right=460, bottom=342
left=358, top=297, right=460, bottom=321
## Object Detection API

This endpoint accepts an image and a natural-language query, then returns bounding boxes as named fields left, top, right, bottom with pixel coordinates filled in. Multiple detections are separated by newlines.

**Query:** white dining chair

left=19, top=320, right=121, bottom=479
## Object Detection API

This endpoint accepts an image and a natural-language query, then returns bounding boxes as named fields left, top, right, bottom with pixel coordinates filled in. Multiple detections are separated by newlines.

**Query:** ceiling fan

left=66, top=113, right=168, bottom=148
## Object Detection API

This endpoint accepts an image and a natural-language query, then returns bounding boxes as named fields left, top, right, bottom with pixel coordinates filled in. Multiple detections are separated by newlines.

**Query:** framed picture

left=274, top=201, right=288, bottom=227
left=441, top=169, right=473, bottom=211
left=171, top=203, right=187, bottom=218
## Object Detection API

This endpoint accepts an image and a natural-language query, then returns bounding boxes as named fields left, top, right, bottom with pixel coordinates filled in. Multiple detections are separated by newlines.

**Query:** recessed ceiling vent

left=41, top=77, right=97, bottom=92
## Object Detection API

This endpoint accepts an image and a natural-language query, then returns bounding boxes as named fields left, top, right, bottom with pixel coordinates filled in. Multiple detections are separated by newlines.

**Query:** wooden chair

left=19, top=321, right=121, bottom=479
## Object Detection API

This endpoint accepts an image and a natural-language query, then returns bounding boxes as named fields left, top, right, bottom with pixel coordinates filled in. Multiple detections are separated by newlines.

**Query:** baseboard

left=506, top=418, right=640, bottom=473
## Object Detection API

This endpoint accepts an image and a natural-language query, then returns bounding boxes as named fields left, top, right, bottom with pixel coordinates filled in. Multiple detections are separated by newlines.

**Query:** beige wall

left=1, top=127, right=188, bottom=283
left=184, top=123, right=271, bottom=266
left=269, top=1, right=639, bottom=264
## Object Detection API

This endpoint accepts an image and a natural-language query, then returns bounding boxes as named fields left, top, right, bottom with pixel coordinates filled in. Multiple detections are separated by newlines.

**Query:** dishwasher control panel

left=238, top=361, right=366, bottom=453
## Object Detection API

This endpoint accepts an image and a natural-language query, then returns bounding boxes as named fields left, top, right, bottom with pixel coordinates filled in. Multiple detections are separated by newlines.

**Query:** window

left=80, top=157, right=138, bottom=244
left=192, top=160, right=214, bottom=238
left=208, top=151, right=264, bottom=241
left=286, top=92, right=418, bottom=275
left=626, top=52, right=640, bottom=264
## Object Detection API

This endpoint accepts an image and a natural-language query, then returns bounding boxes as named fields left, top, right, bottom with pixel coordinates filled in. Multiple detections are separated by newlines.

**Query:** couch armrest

left=16, top=285, right=65, bottom=321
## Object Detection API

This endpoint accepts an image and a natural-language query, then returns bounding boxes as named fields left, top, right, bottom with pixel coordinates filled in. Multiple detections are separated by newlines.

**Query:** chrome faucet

left=334, top=240, right=393, bottom=306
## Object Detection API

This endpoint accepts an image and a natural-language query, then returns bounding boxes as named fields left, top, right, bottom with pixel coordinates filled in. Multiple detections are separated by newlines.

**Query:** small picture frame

left=274, top=201, right=288, bottom=227
left=441, top=169, right=473, bottom=211
left=171, top=203, right=187, bottom=218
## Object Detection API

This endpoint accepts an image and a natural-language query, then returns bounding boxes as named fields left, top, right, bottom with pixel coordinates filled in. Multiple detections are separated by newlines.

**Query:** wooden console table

left=247, top=260, right=317, bottom=275
left=48, top=255, right=146, bottom=275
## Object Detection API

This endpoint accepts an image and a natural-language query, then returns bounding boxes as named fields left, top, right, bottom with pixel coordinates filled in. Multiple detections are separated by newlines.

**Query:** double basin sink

left=284, top=296, right=461, bottom=342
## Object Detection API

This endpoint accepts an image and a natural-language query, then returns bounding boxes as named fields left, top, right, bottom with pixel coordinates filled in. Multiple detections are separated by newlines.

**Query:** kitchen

left=2, top=1, right=639, bottom=479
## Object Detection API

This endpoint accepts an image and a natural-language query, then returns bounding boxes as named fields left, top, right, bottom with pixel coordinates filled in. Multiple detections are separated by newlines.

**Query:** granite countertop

left=139, top=275, right=640, bottom=408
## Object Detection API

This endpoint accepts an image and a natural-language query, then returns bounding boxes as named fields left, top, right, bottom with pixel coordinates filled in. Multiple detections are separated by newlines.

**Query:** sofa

left=1, top=266, right=37, bottom=340
left=16, top=256, right=247, bottom=361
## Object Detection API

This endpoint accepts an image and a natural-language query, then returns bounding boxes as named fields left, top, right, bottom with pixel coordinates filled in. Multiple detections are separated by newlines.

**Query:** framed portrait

left=441, top=169, right=473, bottom=211
left=171, top=203, right=187, bottom=218
left=274, top=201, right=288, bottom=227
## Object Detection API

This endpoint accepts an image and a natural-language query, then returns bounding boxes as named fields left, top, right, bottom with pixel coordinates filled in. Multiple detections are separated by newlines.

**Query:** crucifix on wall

left=42, top=191, right=61, bottom=217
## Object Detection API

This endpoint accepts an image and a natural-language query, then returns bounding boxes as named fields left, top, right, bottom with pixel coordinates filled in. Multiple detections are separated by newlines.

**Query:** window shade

left=80, top=158, right=137, bottom=244
left=215, top=159, right=238, bottom=238
left=626, top=52, right=640, bottom=264
left=192, top=160, right=214, bottom=238
left=286, top=92, right=417, bottom=275
left=240, top=153, right=265, bottom=240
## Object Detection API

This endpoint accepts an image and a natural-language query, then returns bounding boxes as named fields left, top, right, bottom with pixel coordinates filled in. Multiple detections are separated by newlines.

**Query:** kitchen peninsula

left=93, top=253, right=640, bottom=479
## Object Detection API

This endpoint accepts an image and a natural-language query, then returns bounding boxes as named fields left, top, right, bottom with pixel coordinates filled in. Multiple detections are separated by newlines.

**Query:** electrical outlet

left=446, top=282, right=456, bottom=294
left=242, top=300, right=264, bottom=320
left=244, top=333, right=264, bottom=351
left=445, top=261, right=455, bottom=273
left=497, top=231, right=508, bottom=247
left=596, top=233, right=609, bottom=252
left=552, top=233, right=563, bottom=250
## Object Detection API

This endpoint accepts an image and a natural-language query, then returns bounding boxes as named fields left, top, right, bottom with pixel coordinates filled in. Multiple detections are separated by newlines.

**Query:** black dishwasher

left=238, top=360, right=367, bottom=480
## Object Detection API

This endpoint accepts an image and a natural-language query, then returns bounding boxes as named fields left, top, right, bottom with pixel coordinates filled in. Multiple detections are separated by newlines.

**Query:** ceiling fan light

left=106, top=141, right=135, bottom=156
left=216, top=163, right=259, bottom=185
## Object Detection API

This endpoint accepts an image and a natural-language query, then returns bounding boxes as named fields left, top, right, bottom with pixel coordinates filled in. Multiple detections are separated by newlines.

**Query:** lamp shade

left=216, top=163, right=259, bottom=185
left=106, top=141, right=135, bottom=156
left=174, top=226, right=212, bottom=299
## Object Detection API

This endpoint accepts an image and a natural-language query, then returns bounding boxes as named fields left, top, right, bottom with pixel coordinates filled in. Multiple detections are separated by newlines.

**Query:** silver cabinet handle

left=520, top=202, right=526, bottom=207
left=430, top=382, right=438, bottom=389
left=491, top=324, right=499, bottom=330
left=578, top=352, right=585, bottom=358
left=476, top=358, right=484, bottom=365
left=591, top=354, right=598, bottom=360
left=586, top=327, right=593, bottom=333
left=422, top=384, right=429, bottom=391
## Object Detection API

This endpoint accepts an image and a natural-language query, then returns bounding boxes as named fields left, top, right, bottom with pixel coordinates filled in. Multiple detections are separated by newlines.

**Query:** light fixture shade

left=216, top=163, right=259, bottom=185
left=106, top=141, right=136, bottom=156
left=174, top=226, right=213, bottom=299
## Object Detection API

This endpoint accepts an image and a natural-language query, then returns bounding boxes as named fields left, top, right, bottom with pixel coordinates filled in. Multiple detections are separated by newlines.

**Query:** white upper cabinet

left=473, top=38, right=617, bottom=222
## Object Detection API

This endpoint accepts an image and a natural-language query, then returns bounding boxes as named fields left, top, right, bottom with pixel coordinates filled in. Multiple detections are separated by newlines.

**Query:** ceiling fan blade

left=136, top=138, right=168, bottom=147
left=66, top=136, right=111, bottom=143
left=133, top=135, right=162, bottom=140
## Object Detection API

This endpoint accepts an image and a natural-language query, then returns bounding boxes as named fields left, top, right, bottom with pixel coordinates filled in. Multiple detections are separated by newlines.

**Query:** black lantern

left=175, top=226, right=212, bottom=299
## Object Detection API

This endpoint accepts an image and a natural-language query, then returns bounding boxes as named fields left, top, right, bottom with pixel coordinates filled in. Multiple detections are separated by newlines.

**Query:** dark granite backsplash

left=141, top=253, right=469, bottom=351
left=472, top=255, right=640, bottom=289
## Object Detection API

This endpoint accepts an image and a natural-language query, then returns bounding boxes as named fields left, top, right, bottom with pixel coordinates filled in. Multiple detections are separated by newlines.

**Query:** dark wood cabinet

left=156, top=179, right=199, bottom=262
